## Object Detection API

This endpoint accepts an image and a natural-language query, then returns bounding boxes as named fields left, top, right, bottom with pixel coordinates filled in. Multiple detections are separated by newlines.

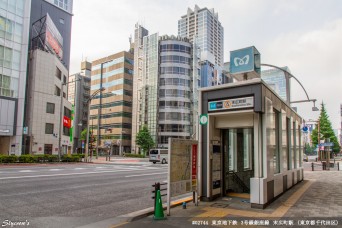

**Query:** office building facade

left=261, top=66, right=291, bottom=103
left=178, top=5, right=224, bottom=67
left=0, top=0, right=31, bottom=155
left=25, top=48, right=72, bottom=155
left=131, top=24, right=148, bottom=153
left=90, top=51, right=133, bottom=155
left=68, top=61, right=91, bottom=153
left=138, top=34, right=200, bottom=149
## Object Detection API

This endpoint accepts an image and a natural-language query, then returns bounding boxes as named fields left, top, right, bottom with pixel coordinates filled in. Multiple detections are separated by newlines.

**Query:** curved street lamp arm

left=261, top=63, right=311, bottom=102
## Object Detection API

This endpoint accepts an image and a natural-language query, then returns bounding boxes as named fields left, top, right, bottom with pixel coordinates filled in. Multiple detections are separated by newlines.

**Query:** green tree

left=304, top=143, right=315, bottom=155
left=136, top=125, right=155, bottom=156
left=311, top=103, right=341, bottom=154
left=80, top=128, right=96, bottom=148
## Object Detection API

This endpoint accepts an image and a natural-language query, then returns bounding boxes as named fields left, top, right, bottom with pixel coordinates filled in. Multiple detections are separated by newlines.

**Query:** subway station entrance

left=199, top=79, right=304, bottom=208
left=223, top=128, right=253, bottom=194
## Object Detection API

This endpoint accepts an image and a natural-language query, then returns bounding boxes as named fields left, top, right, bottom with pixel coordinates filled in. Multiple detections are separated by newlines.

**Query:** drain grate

left=211, top=203, right=229, bottom=208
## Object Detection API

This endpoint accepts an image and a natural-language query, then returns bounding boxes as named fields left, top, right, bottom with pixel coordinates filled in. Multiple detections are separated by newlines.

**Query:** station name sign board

left=208, top=96, right=254, bottom=112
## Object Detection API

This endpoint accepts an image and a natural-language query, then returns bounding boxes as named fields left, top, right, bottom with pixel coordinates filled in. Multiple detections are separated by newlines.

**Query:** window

left=59, top=18, right=65, bottom=24
left=46, top=102, right=55, bottom=114
left=63, top=92, right=66, bottom=98
left=54, top=86, right=61, bottom=96
left=45, top=123, right=54, bottom=134
left=55, top=67, right=61, bottom=80
left=64, top=107, right=71, bottom=118
left=44, top=144, right=53, bottom=155
left=63, top=75, right=66, bottom=84
left=243, top=129, right=252, bottom=169
left=273, top=109, right=280, bottom=173
left=63, top=126, right=70, bottom=136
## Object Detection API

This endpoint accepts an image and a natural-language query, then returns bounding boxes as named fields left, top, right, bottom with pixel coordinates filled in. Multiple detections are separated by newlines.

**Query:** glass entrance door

left=223, top=128, right=253, bottom=193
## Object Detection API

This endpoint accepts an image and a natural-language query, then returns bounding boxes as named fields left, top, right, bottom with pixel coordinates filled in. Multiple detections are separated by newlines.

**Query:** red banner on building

left=192, top=144, right=198, bottom=183
left=63, top=116, right=71, bottom=128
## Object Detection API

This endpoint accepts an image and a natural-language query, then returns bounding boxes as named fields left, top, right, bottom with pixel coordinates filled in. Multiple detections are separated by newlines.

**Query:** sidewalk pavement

left=107, top=170, right=342, bottom=228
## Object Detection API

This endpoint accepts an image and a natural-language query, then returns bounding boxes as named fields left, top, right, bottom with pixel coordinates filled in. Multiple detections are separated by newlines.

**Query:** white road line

left=125, top=172, right=168, bottom=178
left=74, top=168, right=85, bottom=170
left=49, top=169, right=62, bottom=171
left=0, top=169, right=131, bottom=180
left=19, top=170, right=34, bottom=172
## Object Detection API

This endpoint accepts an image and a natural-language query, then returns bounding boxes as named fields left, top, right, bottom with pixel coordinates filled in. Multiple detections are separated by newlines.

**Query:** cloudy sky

left=70, top=0, right=342, bottom=130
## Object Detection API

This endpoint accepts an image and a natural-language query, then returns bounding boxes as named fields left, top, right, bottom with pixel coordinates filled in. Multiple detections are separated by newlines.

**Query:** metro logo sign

left=63, top=116, right=71, bottom=128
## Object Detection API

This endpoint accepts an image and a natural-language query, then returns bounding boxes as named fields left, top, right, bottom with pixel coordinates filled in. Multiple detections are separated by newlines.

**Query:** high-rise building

left=138, top=34, right=200, bottom=149
left=0, top=0, right=31, bottom=155
left=261, top=66, right=291, bottom=103
left=68, top=61, right=91, bottom=153
left=178, top=5, right=224, bottom=67
left=90, top=51, right=133, bottom=155
left=131, top=24, right=148, bottom=153
left=30, top=0, right=73, bottom=69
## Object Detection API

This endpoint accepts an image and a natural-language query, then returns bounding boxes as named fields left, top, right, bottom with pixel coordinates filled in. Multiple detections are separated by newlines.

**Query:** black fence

left=310, top=161, right=340, bottom=171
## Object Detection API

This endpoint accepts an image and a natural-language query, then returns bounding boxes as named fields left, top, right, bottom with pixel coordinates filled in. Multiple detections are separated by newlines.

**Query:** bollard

left=338, top=162, right=340, bottom=171
left=311, top=162, right=314, bottom=171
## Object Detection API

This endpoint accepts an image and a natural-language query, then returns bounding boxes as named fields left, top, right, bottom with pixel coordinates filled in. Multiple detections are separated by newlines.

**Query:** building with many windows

left=136, top=34, right=200, bottom=149
left=0, top=0, right=31, bottom=155
left=90, top=51, right=133, bottom=155
left=68, top=61, right=91, bottom=153
left=131, top=23, right=148, bottom=153
left=178, top=5, right=224, bottom=67
left=261, top=66, right=291, bottom=104
left=25, top=48, right=72, bottom=155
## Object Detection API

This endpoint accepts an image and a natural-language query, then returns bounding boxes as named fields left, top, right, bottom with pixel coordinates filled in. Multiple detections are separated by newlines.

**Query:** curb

left=119, top=196, right=194, bottom=222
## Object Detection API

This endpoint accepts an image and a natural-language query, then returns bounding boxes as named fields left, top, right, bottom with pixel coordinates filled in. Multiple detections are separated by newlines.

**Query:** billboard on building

left=45, top=14, right=63, bottom=59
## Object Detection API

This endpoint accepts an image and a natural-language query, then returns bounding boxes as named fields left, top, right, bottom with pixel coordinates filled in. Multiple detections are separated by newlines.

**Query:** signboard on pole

left=167, top=138, right=198, bottom=215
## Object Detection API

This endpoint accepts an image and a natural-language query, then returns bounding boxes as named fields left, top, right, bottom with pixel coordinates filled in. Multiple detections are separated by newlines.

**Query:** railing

left=310, top=161, right=340, bottom=171
left=227, top=171, right=250, bottom=193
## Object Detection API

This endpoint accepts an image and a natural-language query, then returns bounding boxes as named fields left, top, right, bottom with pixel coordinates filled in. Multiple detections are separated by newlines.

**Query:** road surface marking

left=19, top=170, right=34, bottom=172
left=49, top=169, right=62, bottom=171
left=0, top=169, right=137, bottom=180
left=74, top=167, right=85, bottom=170
left=125, top=172, right=168, bottom=177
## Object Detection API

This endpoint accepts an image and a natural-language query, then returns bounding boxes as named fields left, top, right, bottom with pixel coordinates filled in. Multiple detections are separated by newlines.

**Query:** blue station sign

left=208, top=97, right=254, bottom=112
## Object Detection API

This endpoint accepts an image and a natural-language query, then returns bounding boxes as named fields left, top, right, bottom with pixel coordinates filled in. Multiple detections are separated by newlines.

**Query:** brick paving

left=115, top=169, right=342, bottom=228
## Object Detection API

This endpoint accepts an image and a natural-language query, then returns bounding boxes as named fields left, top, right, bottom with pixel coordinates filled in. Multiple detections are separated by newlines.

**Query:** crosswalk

left=0, top=164, right=167, bottom=175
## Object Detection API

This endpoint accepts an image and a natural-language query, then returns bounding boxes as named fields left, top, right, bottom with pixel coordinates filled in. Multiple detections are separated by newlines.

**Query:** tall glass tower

left=0, top=0, right=31, bottom=155
left=178, top=5, right=224, bottom=67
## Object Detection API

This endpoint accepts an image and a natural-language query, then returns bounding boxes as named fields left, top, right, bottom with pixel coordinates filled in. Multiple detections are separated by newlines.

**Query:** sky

left=69, top=0, right=342, bottom=130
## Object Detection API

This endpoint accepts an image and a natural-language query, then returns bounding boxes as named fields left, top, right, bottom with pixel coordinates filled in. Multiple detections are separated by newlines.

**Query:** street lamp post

left=120, top=130, right=126, bottom=156
left=307, top=119, right=321, bottom=161
left=260, top=63, right=319, bottom=110
left=85, top=87, right=105, bottom=162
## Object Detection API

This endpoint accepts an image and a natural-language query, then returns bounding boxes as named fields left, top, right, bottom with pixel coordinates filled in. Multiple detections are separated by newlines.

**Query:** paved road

left=0, top=163, right=167, bottom=228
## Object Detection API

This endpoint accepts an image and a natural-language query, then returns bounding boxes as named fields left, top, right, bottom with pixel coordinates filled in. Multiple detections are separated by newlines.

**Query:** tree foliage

left=136, top=125, right=155, bottom=156
left=311, top=103, right=340, bottom=153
